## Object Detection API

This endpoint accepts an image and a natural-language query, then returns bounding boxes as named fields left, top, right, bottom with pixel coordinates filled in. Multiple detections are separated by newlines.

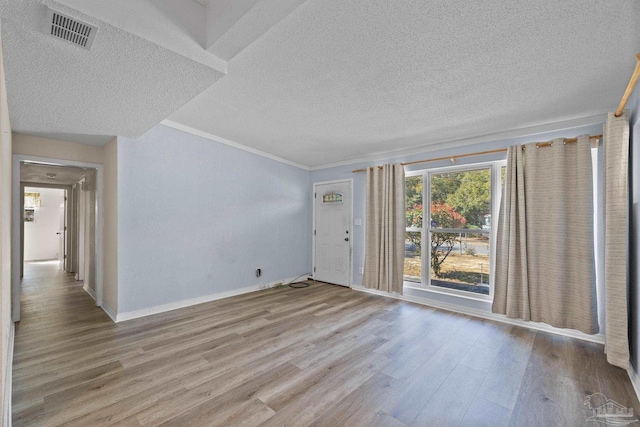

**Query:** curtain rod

left=615, top=53, right=640, bottom=117
left=352, top=134, right=602, bottom=173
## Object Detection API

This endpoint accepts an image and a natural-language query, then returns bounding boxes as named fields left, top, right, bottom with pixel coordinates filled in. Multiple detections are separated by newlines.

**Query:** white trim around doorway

left=311, top=178, right=354, bottom=287
left=11, top=154, right=105, bottom=321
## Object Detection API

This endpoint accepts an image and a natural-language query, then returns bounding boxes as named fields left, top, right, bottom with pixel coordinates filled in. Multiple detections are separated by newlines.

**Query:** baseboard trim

left=83, top=284, right=96, bottom=301
left=115, top=277, right=304, bottom=323
left=351, top=285, right=605, bottom=345
left=628, top=363, right=640, bottom=404
left=3, top=322, right=15, bottom=427
left=100, top=301, right=117, bottom=323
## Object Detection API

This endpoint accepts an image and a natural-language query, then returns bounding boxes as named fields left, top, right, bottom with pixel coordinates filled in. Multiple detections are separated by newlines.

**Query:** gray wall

left=113, top=119, right=609, bottom=316
left=629, top=86, right=640, bottom=370
left=116, top=125, right=311, bottom=313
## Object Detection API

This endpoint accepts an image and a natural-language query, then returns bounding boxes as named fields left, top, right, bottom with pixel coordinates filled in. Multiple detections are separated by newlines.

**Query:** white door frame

left=12, top=154, right=104, bottom=321
left=312, top=178, right=353, bottom=287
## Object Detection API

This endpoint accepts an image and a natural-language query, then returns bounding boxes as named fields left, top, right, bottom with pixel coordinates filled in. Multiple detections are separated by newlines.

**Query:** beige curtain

left=493, top=136, right=598, bottom=334
left=362, top=163, right=405, bottom=294
left=493, top=146, right=529, bottom=319
left=603, top=112, right=630, bottom=369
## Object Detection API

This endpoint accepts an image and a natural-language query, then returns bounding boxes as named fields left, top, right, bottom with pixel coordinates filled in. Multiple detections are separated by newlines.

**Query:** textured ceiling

left=54, top=0, right=226, bottom=71
left=21, top=163, right=93, bottom=185
left=0, top=0, right=224, bottom=139
left=206, top=0, right=308, bottom=61
left=2, top=0, right=639, bottom=167
left=169, top=0, right=640, bottom=167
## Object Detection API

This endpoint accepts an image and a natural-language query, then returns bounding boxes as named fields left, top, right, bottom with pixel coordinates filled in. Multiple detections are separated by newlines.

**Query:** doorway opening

left=12, top=158, right=103, bottom=322
left=23, top=186, right=66, bottom=268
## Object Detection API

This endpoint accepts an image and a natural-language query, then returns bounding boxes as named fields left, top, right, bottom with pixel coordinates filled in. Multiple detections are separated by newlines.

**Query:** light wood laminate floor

left=13, top=261, right=639, bottom=426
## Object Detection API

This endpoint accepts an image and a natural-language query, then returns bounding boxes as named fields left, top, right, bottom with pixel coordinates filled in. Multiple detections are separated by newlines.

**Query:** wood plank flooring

left=12, top=261, right=639, bottom=426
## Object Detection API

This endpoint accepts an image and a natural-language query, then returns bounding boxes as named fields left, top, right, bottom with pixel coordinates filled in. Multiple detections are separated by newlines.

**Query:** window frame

left=404, top=159, right=506, bottom=302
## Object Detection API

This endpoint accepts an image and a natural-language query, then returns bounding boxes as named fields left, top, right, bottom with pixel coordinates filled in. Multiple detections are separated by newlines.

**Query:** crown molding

left=160, top=120, right=310, bottom=171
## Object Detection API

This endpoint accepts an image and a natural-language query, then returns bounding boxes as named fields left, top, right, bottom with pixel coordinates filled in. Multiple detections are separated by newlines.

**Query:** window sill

left=403, top=282, right=492, bottom=303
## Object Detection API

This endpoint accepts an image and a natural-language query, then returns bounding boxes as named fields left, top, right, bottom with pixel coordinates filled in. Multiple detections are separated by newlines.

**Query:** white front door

left=314, top=181, right=351, bottom=286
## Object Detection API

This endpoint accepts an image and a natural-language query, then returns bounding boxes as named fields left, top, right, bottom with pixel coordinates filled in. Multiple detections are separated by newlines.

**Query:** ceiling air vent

left=44, top=7, right=97, bottom=50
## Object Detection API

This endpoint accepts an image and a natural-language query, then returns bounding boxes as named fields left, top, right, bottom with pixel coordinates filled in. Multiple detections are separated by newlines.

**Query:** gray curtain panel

left=603, top=112, right=630, bottom=370
left=362, top=163, right=405, bottom=294
left=493, top=136, right=598, bottom=335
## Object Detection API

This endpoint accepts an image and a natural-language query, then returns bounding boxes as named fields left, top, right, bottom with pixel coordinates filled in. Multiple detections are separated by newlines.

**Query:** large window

left=404, top=161, right=504, bottom=298
left=405, top=176, right=423, bottom=283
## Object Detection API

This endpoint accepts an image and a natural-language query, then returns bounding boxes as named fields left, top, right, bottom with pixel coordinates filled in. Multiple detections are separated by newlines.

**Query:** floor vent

left=44, top=7, right=97, bottom=50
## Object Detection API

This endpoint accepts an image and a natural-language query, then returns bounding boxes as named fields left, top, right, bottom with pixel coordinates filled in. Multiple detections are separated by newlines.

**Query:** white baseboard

left=100, top=301, right=117, bottom=323
left=3, top=322, right=15, bottom=427
left=351, top=285, right=605, bottom=345
left=628, top=363, right=640, bottom=404
left=115, top=276, right=304, bottom=323
left=83, top=284, right=96, bottom=301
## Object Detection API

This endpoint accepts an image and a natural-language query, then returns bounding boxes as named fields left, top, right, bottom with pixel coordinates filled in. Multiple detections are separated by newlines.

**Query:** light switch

left=354, top=218, right=362, bottom=226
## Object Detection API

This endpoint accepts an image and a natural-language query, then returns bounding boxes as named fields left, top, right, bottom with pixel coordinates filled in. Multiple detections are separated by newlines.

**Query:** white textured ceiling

left=2, top=0, right=639, bottom=167
left=54, top=0, right=226, bottom=71
left=169, top=0, right=640, bottom=167
left=0, top=0, right=224, bottom=139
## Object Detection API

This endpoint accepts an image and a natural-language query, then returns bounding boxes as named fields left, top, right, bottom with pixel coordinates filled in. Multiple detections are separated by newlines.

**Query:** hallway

left=12, top=261, right=108, bottom=425
left=15, top=261, right=101, bottom=329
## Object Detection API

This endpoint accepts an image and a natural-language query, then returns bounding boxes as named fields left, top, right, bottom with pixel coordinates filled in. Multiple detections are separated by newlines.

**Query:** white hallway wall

left=24, top=187, right=64, bottom=261
left=116, top=125, right=311, bottom=314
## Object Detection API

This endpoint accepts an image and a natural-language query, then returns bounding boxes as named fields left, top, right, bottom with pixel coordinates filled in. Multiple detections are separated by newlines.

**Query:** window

left=404, top=161, right=505, bottom=298
left=24, top=191, right=41, bottom=223
left=24, top=192, right=42, bottom=209
left=322, top=192, right=343, bottom=204
left=405, top=176, right=423, bottom=283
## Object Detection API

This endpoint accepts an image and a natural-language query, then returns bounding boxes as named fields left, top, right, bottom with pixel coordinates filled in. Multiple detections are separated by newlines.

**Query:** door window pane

left=430, top=232, right=489, bottom=295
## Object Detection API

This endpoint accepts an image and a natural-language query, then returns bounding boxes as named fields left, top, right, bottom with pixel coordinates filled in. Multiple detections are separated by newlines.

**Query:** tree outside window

left=404, top=167, right=494, bottom=295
